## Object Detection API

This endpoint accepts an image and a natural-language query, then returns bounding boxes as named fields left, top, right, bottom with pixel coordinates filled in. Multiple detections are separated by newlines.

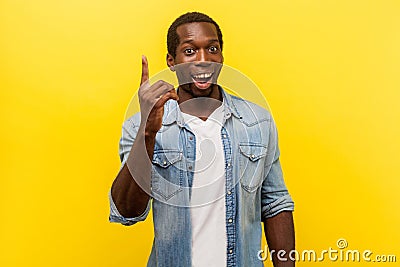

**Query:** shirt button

left=228, top=218, right=233, bottom=223
left=163, top=161, right=167, bottom=166
left=250, top=154, right=255, bottom=159
left=227, top=191, right=232, bottom=195
left=189, top=136, right=193, bottom=141
left=229, top=249, right=233, bottom=254
left=188, top=166, right=193, bottom=170
left=227, top=162, right=231, bottom=167
left=223, top=134, right=227, bottom=138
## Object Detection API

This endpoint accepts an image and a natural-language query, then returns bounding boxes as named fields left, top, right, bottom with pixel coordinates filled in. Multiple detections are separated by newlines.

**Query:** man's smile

left=191, top=72, right=214, bottom=89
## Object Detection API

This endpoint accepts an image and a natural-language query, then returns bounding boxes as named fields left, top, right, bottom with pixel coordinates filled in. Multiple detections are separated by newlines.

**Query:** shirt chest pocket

left=151, top=150, right=184, bottom=201
left=238, top=143, right=268, bottom=193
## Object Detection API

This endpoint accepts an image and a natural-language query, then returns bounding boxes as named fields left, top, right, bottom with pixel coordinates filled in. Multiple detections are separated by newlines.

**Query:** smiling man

left=109, top=12, right=295, bottom=267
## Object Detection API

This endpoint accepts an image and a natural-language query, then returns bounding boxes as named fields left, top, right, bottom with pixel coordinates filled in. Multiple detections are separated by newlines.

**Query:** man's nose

left=197, top=49, right=206, bottom=61
left=194, top=49, right=210, bottom=66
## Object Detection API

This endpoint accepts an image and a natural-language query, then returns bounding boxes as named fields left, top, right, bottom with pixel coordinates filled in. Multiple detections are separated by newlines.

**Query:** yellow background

left=1, top=0, right=399, bottom=266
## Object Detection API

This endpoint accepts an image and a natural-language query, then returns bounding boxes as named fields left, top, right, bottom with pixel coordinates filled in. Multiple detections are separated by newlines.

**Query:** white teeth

left=193, top=73, right=212, bottom=79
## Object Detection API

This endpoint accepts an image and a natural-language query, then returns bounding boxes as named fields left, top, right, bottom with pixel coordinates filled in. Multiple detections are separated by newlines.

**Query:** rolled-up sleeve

left=109, top=190, right=151, bottom=226
left=108, top=114, right=151, bottom=226
left=261, top=156, right=294, bottom=220
left=261, top=118, right=294, bottom=220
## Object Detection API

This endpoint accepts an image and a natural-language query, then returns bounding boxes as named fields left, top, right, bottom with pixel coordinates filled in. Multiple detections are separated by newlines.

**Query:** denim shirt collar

left=161, top=87, right=242, bottom=127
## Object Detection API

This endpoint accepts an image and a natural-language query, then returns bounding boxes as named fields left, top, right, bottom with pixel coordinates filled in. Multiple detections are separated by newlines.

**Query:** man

left=109, top=12, right=295, bottom=267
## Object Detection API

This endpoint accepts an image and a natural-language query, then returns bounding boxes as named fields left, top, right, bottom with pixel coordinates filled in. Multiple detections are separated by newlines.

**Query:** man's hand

left=138, top=55, right=179, bottom=135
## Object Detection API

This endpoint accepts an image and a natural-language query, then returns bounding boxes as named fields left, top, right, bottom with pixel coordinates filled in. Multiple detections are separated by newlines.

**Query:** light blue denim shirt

left=109, top=88, right=294, bottom=267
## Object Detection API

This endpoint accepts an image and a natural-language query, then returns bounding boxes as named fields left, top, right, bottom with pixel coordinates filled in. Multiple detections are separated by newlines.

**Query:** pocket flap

left=152, top=150, right=183, bottom=168
left=239, top=143, right=267, bottom=161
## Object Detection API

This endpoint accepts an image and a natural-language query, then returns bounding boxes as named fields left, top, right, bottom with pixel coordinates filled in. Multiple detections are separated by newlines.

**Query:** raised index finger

left=140, top=55, right=149, bottom=85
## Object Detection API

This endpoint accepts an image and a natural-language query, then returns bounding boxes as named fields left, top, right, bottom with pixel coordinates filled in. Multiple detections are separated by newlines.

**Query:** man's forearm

left=264, top=211, right=295, bottom=267
left=111, top=129, right=156, bottom=218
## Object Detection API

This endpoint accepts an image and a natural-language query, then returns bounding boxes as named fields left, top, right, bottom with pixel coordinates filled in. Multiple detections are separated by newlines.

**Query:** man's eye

left=184, top=48, right=195, bottom=55
left=209, top=46, right=218, bottom=53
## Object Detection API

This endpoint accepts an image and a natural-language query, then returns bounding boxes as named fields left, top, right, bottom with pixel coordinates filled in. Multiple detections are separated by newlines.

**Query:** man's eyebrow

left=180, top=38, right=220, bottom=45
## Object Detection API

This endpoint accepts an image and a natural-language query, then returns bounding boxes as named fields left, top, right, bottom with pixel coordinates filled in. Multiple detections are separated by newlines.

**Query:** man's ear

left=166, top=54, right=175, bottom=71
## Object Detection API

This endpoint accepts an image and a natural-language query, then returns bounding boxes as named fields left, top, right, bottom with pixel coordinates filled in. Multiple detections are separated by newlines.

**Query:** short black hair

left=167, top=12, right=223, bottom=58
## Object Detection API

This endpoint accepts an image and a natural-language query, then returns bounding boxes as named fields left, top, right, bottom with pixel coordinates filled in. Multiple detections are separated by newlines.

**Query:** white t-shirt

left=182, top=103, right=227, bottom=267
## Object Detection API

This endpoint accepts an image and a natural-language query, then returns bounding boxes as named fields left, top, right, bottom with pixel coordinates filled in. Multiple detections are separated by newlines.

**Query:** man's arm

left=264, top=211, right=295, bottom=266
left=110, top=56, right=178, bottom=219
left=261, top=117, right=295, bottom=266
left=110, top=131, right=155, bottom=218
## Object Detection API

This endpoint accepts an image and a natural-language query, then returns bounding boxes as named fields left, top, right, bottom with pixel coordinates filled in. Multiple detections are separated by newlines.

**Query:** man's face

left=167, top=22, right=224, bottom=98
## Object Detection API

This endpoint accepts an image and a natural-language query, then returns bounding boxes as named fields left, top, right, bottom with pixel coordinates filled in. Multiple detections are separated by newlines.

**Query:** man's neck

left=177, top=84, right=221, bottom=103
left=178, top=84, right=223, bottom=121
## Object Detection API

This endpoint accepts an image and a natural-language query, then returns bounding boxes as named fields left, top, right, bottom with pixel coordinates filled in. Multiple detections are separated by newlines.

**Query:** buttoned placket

left=221, top=125, right=236, bottom=266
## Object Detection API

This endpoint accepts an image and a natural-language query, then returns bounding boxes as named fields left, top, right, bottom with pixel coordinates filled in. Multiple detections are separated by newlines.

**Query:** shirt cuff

left=262, top=194, right=294, bottom=220
left=108, top=190, right=151, bottom=226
